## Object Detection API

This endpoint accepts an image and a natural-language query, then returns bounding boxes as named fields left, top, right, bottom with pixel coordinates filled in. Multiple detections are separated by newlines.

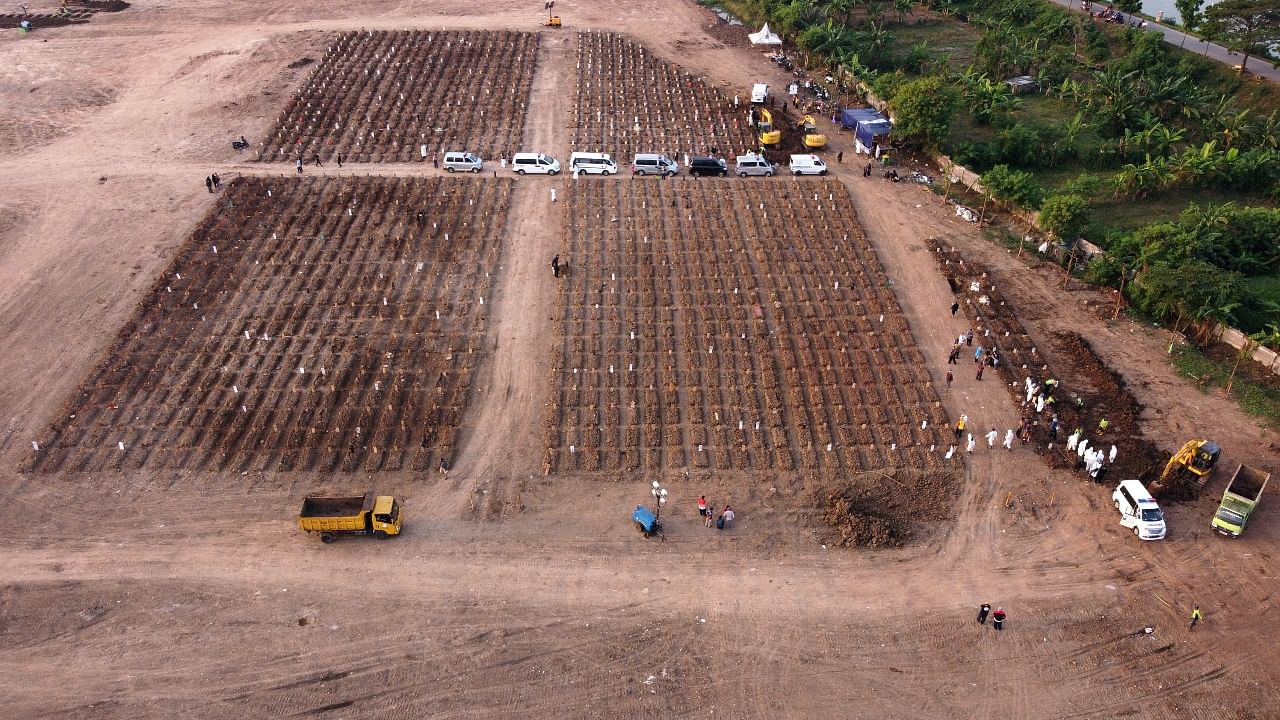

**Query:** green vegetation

left=717, top=0, right=1279, bottom=338
left=1170, top=344, right=1280, bottom=428
left=1202, top=0, right=1280, bottom=74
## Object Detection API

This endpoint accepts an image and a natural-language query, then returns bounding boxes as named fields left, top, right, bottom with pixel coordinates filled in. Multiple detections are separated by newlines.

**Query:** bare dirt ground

left=1, top=1, right=1279, bottom=718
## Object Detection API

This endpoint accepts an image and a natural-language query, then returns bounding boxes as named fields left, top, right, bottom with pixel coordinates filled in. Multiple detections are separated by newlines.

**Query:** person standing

left=837, top=151, right=843, bottom=163
left=1004, top=429, right=1015, bottom=450
left=697, top=495, right=708, bottom=518
left=977, top=603, right=991, bottom=624
left=211, top=173, right=221, bottom=189
left=705, top=505, right=715, bottom=528
left=948, top=345, right=960, bottom=365
left=1097, top=418, right=1110, bottom=435
left=205, top=176, right=214, bottom=193
left=966, top=433, right=976, bottom=453
left=945, top=369, right=953, bottom=393
left=312, top=153, right=322, bottom=167
left=992, top=607, right=1006, bottom=630
left=722, top=505, right=734, bottom=527
left=1049, top=415, right=1059, bottom=441
left=975, top=363, right=984, bottom=381
left=432, top=152, right=439, bottom=169
left=965, top=330, right=974, bottom=346
left=950, top=301, right=960, bottom=316
left=954, top=415, right=967, bottom=440
left=336, top=152, right=343, bottom=168
left=986, top=428, right=998, bottom=448
left=1189, top=604, right=1204, bottom=630
left=551, top=255, right=560, bottom=278
left=295, top=157, right=304, bottom=174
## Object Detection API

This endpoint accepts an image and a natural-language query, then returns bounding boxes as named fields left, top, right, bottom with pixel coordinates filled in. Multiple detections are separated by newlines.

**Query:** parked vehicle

left=569, top=151, right=618, bottom=175
left=1212, top=464, right=1270, bottom=537
left=633, top=505, right=662, bottom=538
left=750, top=82, right=768, bottom=104
left=734, top=153, right=775, bottom=177
left=788, top=154, right=827, bottom=175
left=1112, top=479, right=1166, bottom=540
left=511, top=152, right=561, bottom=175
left=687, top=156, right=727, bottom=177
left=443, top=151, right=483, bottom=173
left=632, top=153, right=679, bottom=176
left=299, top=492, right=403, bottom=543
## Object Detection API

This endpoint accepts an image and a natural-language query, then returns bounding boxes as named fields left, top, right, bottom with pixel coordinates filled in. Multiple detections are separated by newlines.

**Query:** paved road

left=1043, top=0, right=1280, bottom=83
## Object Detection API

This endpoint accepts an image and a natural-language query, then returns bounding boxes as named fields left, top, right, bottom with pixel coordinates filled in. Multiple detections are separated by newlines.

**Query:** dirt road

left=1, top=1, right=1278, bottom=718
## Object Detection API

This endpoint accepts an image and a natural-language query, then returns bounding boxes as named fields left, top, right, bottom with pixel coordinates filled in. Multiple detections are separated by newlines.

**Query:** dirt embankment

left=928, top=240, right=1184, bottom=496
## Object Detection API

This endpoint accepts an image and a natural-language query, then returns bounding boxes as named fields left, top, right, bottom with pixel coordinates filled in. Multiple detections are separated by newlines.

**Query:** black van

left=688, top=156, right=727, bottom=177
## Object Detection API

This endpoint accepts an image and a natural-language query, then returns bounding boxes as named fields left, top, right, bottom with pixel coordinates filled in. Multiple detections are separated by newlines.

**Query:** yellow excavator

left=755, top=108, right=781, bottom=147
left=801, top=115, right=827, bottom=149
left=1150, top=439, right=1220, bottom=498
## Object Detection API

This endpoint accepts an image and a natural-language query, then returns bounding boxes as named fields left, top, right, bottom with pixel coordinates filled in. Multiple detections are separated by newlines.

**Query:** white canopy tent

left=748, top=23, right=782, bottom=45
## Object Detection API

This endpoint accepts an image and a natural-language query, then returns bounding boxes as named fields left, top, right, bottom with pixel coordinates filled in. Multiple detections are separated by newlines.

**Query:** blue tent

left=840, top=108, right=893, bottom=149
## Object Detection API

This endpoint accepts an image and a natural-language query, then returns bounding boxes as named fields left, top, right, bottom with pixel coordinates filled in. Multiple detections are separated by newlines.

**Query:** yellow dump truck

left=299, top=493, right=402, bottom=543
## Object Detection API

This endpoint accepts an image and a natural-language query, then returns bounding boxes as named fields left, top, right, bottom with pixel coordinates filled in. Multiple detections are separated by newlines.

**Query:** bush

left=1039, top=193, right=1092, bottom=239
left=981, top=164, right=1045, bottom=209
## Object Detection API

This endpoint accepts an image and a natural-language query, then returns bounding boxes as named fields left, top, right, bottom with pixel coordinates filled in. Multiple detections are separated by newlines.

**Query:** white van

left=443, top=151, right=483, bottom=173
left=735, top=154, right=775, bottom=177
left=569, top=152, right=618, bottom=175
left=632, top=153, right=679, bottom=176
left=789, top=154, right=828, bottom=176
left=511, top=152, right=561, bottom=175
left=751, top=83, right=769, bottom=104
left=1112, top=479, right=1166, bottom=540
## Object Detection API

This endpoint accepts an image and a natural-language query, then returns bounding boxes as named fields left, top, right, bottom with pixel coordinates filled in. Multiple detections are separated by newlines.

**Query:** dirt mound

left=817, top=469, right=959, bottom=548
left=929, top=240, right=1177, bottom=496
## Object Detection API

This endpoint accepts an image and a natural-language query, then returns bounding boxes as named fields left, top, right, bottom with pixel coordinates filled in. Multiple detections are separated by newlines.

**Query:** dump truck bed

left=300, top=494, right=373, bottom=518
left=1228, top=465, right=1270, bottom=502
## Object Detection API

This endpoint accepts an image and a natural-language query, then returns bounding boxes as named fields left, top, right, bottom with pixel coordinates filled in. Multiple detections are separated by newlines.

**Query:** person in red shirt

left=993, top=608, right=1006, bottom=630
left=697, top=495, right=708, bottom=517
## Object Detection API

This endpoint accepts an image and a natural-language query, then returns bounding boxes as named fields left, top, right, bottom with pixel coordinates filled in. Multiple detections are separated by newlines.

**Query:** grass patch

left=1170, top=344, right=1280, bottom=429
left=892, top=20, right=980, bottom=69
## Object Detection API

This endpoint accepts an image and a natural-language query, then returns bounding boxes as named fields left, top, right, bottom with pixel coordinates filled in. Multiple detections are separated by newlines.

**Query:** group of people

left=1081, top=1, right=1146, bottom=26
left=203, top=173, right=223, bottom=193
left=696, top=495, right=735, bottom=530
left=976, top=603, right=1007, bottom=630
left=1067, top=429, right=1118, bottom=482
left=945, top=330, right=1000, bottom=381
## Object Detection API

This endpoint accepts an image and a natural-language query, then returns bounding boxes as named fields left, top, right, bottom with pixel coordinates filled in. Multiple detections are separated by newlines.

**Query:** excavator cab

left=1188, top=441, right=1221, bottom=475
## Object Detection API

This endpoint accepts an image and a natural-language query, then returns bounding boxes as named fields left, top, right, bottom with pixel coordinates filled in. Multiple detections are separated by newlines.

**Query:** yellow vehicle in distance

left=801, top=115, right=827, bottom=149
left=756, top=108, right=780, bottom=147
left=299, top=492, right=403, bottom=543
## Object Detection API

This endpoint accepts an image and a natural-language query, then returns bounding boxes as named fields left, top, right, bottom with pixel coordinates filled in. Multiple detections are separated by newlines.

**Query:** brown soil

left=1, top=1, right=1278, bottom=718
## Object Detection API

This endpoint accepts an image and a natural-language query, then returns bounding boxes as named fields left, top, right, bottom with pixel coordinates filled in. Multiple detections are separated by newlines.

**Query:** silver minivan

left=632, top=153, right=679, bottom=176
left=735, top=154, right=776, bottom=177
left=443, top=151, right=483, bottom=173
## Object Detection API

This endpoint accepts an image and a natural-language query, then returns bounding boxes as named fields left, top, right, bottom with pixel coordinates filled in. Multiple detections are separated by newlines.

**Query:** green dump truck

left=1211, top=465, right=1270, bottom=537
